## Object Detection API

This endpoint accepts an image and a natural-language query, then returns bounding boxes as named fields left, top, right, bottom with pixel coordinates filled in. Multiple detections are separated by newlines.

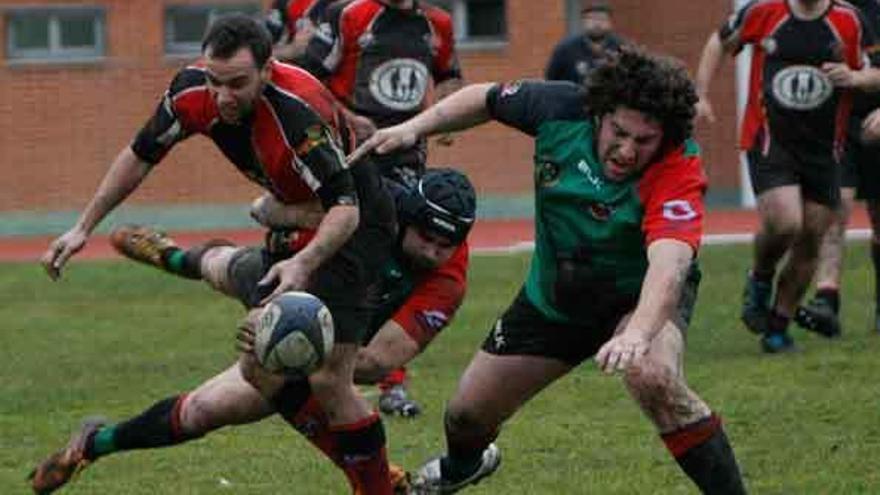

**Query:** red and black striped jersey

left=131, top=60, right=358, bottom=209
left=719, top=0, right=871, bottom=158
left=302, top=0, right=461, bottom=128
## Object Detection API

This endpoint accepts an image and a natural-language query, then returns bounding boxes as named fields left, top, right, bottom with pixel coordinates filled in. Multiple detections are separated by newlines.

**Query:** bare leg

left=775, top=199, right=835, bottom=316
left=812, top=188, right=856, bottom=291
left=754, top=186, right=803, bottom=275
left=623, top=319, right=745, bottom=494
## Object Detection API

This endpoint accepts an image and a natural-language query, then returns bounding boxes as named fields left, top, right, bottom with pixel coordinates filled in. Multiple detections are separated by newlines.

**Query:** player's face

left=596, top=107, right=663, bottom=182
left=204, top=47, right=269, bottom=124
left=582, top=11, right=612, bottom=40
left=401, top=226, right=457, bottom=270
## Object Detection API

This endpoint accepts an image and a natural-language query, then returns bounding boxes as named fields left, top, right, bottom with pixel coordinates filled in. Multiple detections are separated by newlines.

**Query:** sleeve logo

left=500, top=80, right=522, bottom=98
left=662, top=200, right=697, bottom=221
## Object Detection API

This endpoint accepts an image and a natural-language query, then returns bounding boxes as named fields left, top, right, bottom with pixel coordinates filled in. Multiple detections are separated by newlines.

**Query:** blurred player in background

left=695, top=0, right=877, bottom=353
left=545, top=0, right=625, bottom=85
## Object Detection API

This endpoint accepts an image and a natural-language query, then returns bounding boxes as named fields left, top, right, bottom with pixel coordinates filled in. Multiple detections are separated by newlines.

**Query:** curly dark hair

left=585, top=46, right=697, bottom=147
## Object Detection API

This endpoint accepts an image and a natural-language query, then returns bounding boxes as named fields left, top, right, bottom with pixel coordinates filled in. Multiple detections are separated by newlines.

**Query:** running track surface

left=0, top=209, right=871, bottom=262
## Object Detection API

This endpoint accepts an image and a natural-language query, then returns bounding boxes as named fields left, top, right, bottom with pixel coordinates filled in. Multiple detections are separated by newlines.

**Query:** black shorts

left=746, top=135, right=841, bottom=207
left=842, top=132, right=880, bottom=200
left=227, top=163, right=395, bottom=343
left=481, top=264, right=701, bottom=366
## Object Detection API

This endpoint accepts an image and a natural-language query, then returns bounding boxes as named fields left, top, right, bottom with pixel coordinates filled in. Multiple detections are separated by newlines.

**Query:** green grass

left=1, top=243, right=878, bottom=494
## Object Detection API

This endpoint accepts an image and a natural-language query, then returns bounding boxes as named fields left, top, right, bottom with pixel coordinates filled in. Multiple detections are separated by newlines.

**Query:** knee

left=445, top=399, right=493, bottom=439
left=624, top=361, right=680, bottom=406
left=201, top=247, right=239, bottom=293
left=762, top=215, right=801, bottom=240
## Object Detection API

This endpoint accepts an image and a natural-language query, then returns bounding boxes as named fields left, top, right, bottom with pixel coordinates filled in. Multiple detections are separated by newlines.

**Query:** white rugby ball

left=253, top=291, right=334, bottom=376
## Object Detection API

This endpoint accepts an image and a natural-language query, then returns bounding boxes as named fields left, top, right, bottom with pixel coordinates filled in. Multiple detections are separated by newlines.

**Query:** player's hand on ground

left=40, top=226, right=89, bottom=280
left=823, top=62, right=858, bottom=88
left=595, top=331, right=650, bottom=374
left=346, top=124, right=419, bottom=166
left=694, top=98, right=715, bottom=124
left=258, top=257, right=311, bottom=305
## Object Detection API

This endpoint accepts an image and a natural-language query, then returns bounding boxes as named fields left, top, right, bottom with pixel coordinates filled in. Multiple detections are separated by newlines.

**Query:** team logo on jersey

left=499, top=80, right=522, bottom=98
left=662, top=200, right=697, bottom=221
left=369, top=58, right=429, bottom=111
left=537, top=161, right=561, bottom=187
left=771, top=65, right=833, bottom=111
left=577, top=160, right=603, bottom=190
left=587, top=201, right=614, bottom=222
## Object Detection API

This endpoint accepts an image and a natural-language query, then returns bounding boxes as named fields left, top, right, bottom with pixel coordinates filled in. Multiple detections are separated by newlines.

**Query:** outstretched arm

left=41, top=146, right=151, bottom=280
left=595, top=239, right=694, bottom=373
left=347, top=83, right=495, bottom=165
left=694, top=32, right=727, bottom=124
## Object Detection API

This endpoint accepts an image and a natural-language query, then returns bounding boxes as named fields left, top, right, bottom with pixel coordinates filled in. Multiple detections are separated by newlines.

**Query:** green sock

left=90, top=426, right=117, bottom=459
left=163, top=249, right=187, bottom=275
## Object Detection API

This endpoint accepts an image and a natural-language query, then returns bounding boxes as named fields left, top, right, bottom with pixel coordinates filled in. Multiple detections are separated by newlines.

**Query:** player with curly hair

left=351, top=47, right=747, bottom=494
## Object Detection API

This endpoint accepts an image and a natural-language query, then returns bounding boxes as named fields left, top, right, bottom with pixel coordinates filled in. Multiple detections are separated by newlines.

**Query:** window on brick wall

left=5, top=7, right=105, bottom=62
left=164, top=3, right=261, bottom=56
left=431, top=0, right=507, bottom=47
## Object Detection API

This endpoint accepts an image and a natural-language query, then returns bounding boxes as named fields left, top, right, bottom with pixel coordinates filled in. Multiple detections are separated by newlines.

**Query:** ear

left=260, top=59, right=274, bottom=82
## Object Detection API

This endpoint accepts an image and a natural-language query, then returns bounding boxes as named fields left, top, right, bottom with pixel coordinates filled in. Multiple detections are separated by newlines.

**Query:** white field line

left=471, top=229, right=872, bottom=255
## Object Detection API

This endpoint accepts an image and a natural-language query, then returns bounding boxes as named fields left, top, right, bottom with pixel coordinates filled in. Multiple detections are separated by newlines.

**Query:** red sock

left=660, top=414, right=722, bottom=458
left=332, top=413, right=393, bottom=495
left=379, top=367, right=407, bottom=392
left=279, top=395, right=363, bottom=490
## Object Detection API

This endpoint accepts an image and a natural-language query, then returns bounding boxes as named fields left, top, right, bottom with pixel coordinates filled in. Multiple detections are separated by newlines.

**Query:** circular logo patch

left=369, top=58, right=429, bottom=111
left=771, top=65, right=833, bottom=110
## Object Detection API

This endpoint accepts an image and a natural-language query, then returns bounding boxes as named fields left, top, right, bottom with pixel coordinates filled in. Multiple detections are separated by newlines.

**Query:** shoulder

left=494, top=80, right=588, bottom=117
left=168, top=65, right=208, bottom=98
left=641, top=139, right=706, bottom=190
left=421, top=2, right=453, bottom=27
left=264, top=62, right=336, bottom=125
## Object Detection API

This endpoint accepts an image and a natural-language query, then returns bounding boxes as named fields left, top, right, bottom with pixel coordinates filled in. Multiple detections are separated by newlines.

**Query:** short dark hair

left=586, top=46, right=697, bottom=147
left=201, top=13, right=273, bottom=68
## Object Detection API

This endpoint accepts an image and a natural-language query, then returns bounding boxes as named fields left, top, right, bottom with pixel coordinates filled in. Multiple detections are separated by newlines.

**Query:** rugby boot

left=794, top=297, right=841, bottom=338
left=28, top=418, right=105, bottom=494
left=411, top=443, right=501, bottom=494
left=379, top=385, right=422, bottom=418
left=110, top=224, right=177, bottom=269
left=741, top=272, right=772, bottom=334
left=760, top=331, right=796, bottom=354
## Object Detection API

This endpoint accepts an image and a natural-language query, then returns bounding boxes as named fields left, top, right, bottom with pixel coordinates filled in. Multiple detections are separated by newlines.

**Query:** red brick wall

left=0, top=0, right=740, bottom=212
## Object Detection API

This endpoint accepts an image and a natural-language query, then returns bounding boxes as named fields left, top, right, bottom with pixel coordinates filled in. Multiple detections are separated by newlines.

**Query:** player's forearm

left=75, top=147, right=151, bottom=234
left=290, top=204, right=358, bottom=272
left=626, top=240, right=694, bottom=341
left=694, top=33, right=726, bottom=100
left=851, top=67, right=880, bottom=92
left=407, top=83, right=494, bottom=138
left=353, top=321, right=420, bottom=384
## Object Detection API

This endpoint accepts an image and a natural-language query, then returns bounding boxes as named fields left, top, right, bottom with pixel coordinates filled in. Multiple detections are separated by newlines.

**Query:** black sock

left=767, top=309, right=790, bottom=334
left=751, top=269, right=774, bottom=284
left=160, top=247, right=203, bottom=280
left=98, top=395, right=201, bottom=459
left=441, top=411, right=497, bottom=482
left=815, top=288, right=840, bottom=314
left=672, top=425, right=747, bottom=495
left=872, top=242, right=880, bottom=308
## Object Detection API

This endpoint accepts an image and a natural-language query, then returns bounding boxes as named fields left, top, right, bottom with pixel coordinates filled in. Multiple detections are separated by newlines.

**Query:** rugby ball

left=253, top=291, right=334, bottom=376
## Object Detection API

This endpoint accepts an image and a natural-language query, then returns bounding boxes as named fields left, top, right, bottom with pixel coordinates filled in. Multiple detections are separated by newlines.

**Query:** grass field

left=2, top=242, right=879, bottom=494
